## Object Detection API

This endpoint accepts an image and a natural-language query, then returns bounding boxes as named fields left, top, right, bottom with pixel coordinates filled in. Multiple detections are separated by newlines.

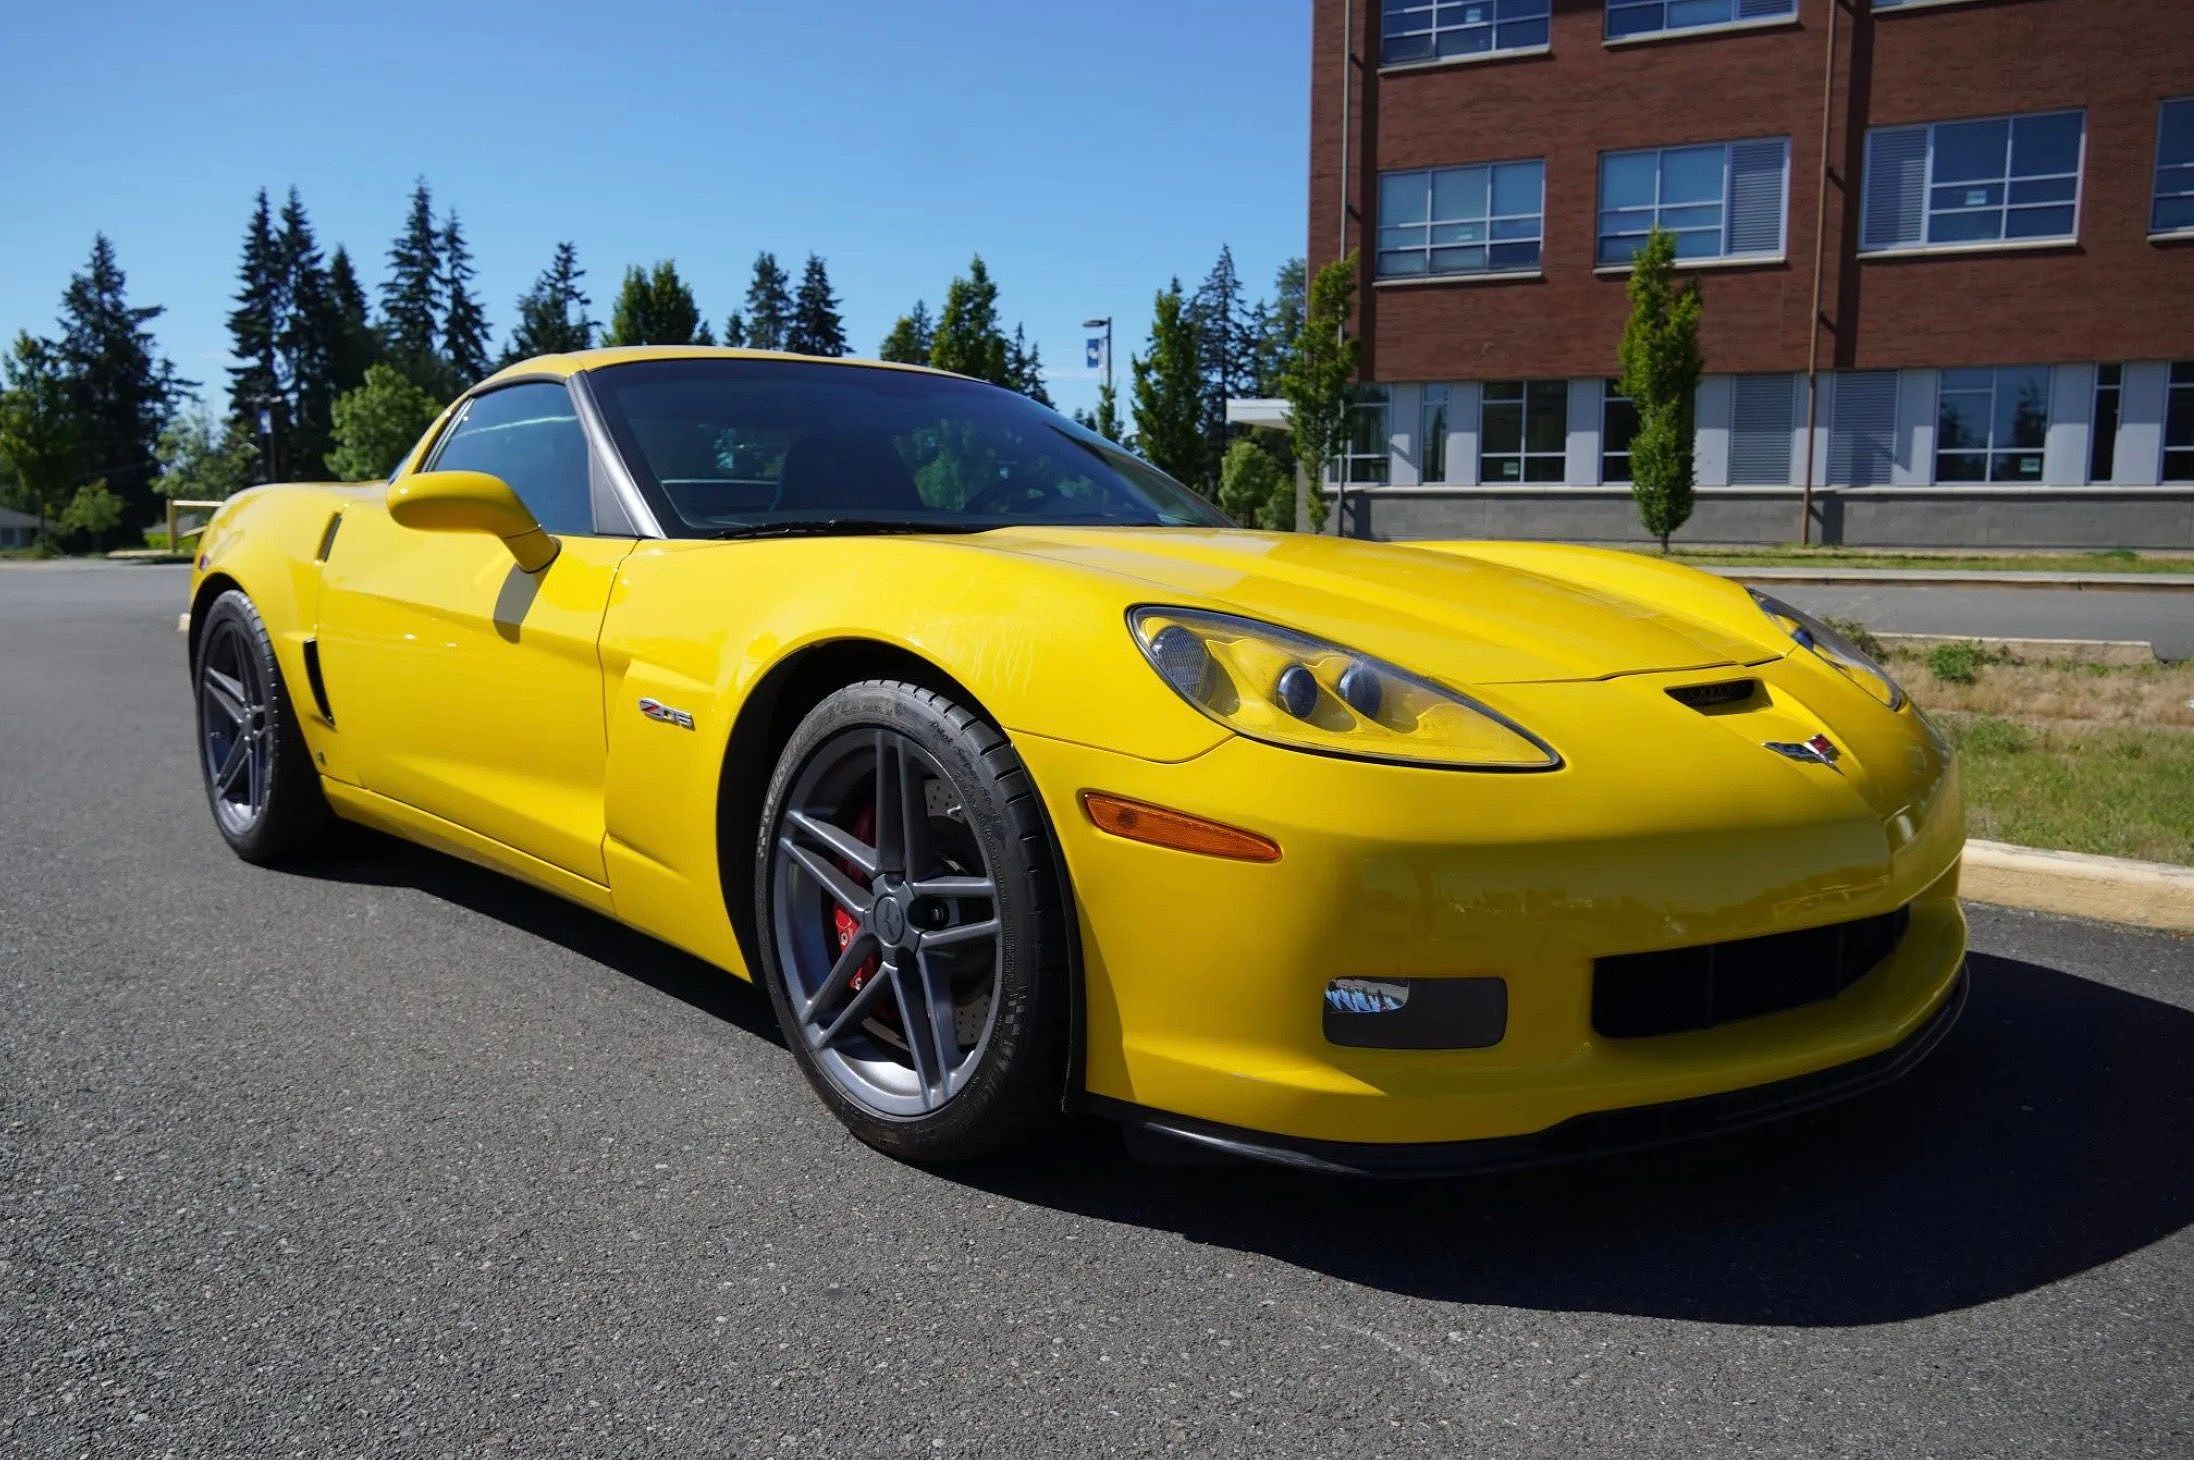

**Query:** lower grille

left=1592, top=906, right=1910, bottom=1039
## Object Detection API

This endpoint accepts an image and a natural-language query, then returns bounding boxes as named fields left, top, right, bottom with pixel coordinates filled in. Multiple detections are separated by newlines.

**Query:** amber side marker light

left=1079, top=791, right=1282, bottom=863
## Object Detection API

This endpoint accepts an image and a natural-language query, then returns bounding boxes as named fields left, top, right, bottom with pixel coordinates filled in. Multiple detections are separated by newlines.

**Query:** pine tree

left=53, top=235, right=185, bottom=536
left=1130, top=280, right=1205, bottom=492
left=1253, top=257, right=1307, bottom=397
left=738, top=252, right=793, bottom=352
left=1615, top=228, right=1703, bottom=552
left=603, top=262, right=708, bottom=346
left=1005, top=324, right=1052, bottom=406
left=326, top=245, right=378, bottom=396
left=878, top=302, right=933, bottom=365
left=930, top=257, right=1010, bottom=386
left=784, top=254, right=848, bottom=357
left=380, top=180, right=442, bottom=381
left=1191, top=244, right=1253, bottom=483
left=722, top=313, right=748, bottom=348
left=226, top=191, right=286, bottom=482
left=277, top=189, right=339, bottom=477
left=502, top=242, right=594, bottom=364
left=440, top=211, right=491, bottom=385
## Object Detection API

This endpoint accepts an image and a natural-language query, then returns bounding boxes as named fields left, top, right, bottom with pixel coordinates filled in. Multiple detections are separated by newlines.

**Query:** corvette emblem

left=1765, top=733, right=1841, bottom=769
left=638, top=697, right=696, bottom=731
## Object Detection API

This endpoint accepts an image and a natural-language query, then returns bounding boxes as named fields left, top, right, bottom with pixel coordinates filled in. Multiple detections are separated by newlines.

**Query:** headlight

left=1750, top=591, right=1905, bottom=710
left=1128, top=606, right=1559, bottom=771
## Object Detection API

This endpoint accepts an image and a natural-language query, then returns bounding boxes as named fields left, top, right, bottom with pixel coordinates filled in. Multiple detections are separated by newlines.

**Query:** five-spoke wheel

left=191, top=589, right=330, bottom=864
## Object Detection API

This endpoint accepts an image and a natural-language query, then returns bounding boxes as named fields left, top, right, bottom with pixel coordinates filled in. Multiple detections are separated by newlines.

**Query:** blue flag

left=1085, top=338, right=1103, bottom=370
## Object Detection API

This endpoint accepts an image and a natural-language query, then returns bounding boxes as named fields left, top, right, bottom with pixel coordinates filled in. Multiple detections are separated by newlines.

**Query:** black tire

left=192, top=589, right=334, bottom=865
left=754, top=679, right=1072, bottom=1162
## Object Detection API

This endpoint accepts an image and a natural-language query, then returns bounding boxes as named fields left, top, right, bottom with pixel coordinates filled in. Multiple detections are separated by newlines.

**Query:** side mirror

left=387, top=470, right=559, bottom=572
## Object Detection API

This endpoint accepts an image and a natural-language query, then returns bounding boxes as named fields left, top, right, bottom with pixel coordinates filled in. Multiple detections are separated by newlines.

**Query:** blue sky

left=0, top=0, right=1309, bottom=421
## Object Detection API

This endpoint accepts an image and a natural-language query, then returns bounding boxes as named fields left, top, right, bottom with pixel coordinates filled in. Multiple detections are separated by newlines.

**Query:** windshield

left=583, top=357, right=1229, bottom=536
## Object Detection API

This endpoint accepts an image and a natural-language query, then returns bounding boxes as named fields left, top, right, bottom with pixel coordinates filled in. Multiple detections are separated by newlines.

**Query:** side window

left=428, top=382, right=593, bottom=535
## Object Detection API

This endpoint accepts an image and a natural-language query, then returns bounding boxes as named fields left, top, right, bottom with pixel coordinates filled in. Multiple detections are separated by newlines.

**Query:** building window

left=1482, top=381, right=1568, bottom=483
left=1936, top=366, right=2049, bottom=483
left=1730, top=373, right=1797, bottom=485
left=2156, top=99, right=2194, bottom=237
left=1378, top=161, right=1545, bottom=278
left=1420, top=385, right=1450, bottom=482
left=1597, top=138, right=1788, bottom=266
left=1337, top=387, right=1391, bottom=484
left=2091, top=364, right=2121, bottom=484
left=1862, top=111, right=2084, bottom=252
left=2168, top=363, right=2194, bottom=483
left=1601, top=383, right=1638, bottom=483
left=1607, top=0, right=1795, bottom=40
left=1382, top=0, right=1550, bottom=65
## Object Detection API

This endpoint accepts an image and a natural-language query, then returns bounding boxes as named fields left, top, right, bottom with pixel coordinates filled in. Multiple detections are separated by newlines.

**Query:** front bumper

left=1013, top=658, right=1967, bottom=1149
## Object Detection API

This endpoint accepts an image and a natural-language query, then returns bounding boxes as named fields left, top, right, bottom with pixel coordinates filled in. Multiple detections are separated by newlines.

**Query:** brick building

left=1290, top=0, right=2194, bottom=546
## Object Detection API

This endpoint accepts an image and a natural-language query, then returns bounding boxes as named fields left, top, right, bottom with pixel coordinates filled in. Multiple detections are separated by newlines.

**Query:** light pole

left=1081, top=317, right=1113, bottom=399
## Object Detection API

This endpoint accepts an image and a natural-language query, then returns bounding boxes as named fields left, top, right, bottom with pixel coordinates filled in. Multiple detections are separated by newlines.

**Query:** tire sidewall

left=193, top=589, right=322, bottom=863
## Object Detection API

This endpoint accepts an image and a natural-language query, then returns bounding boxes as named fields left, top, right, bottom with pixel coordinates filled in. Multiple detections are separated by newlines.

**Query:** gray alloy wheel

left=192, top=589, right=332, bottom=865
left=770, top=726, right=1005, bottom=1117
left=754, top=680, right=1072, bottom=1162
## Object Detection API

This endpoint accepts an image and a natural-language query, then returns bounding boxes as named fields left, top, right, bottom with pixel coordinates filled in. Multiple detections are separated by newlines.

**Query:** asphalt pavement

left=1765, top=582, right=2194, bottom=661
left=3, top=561, right=2190, bottom=1458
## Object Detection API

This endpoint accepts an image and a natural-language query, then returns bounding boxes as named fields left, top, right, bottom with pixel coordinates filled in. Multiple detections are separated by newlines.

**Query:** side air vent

left=1667, top=678, right=1758, bottom=711
left=315, top=511, right=343, bottom=563
left=301, top=638, right=335, bottom=725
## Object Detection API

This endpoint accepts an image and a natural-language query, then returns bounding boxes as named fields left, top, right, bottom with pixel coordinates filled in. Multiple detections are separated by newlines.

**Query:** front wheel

left=754, top=680, right=1072, bottom=1162
left=193, top=589, right=332, bottom=864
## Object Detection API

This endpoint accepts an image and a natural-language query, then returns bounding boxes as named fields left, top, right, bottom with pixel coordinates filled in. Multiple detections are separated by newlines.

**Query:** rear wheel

left=754, top=680, right=1071, bottom=1162
left=193, top=589, right=332, bottom=864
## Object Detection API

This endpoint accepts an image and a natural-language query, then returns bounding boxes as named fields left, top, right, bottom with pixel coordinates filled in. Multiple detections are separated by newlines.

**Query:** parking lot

left=3, top=562, right=2190, bottom=1458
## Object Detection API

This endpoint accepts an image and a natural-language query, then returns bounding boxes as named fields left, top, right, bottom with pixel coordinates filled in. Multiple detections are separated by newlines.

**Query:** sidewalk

left=1710, top=565, right=2194, bottom=592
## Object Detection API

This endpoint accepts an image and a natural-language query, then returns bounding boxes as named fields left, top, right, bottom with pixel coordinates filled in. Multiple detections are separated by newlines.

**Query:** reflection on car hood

left=960, top=526, right=1780, bottom=685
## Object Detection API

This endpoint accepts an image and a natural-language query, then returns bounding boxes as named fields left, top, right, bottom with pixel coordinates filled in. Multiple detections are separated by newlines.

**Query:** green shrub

left=1826, top=617, right=1887, bottom=661
left=1929, top=641, right=1988, bottom=684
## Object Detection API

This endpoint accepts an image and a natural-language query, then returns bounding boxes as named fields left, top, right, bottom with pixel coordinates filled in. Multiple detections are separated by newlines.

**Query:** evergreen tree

left=1253, top=257, right=1307, bottom=397
left=740, top=252, right=794, bottom=351
left=1190, top=244, right=1253, bottom=482
left=722, top=313, right=748, bottom=348
left=53, top=235, right=184, bottom=537
left=328, top=364, right=443, bottom=480
left=1279, top=253, right=1362, bottom=533
left=1005, top=324, right=1052, bottom=406
left=225, top=191, right=286, bottom=481
left=784, top=254, right=848, bottom=357
left=1615, top=228, right=1703, bottom=551
left=277, top=189, right=339, bottom=477
left=930, top=257, right=1010, bottom=386
left=0, top=332, right=80, bottom=545
left=878, top=301, right=933, bottom=365
left=603, top=261, right=709, bottom=346
left=502, top=242, right=594, bottom=364
left=326, top=245, right=378, bottom=396
left=440, top=211, right=491, bottom=384
left=1217, top=435, right=1291, bottom=531
left=380, top=180, right=442, bottom=380
left=1129, top=280, right=1205, bottom=492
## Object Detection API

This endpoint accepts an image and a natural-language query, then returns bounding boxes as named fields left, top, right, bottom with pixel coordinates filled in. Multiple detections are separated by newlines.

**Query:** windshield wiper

left=707, top=518, right=987, bottom=541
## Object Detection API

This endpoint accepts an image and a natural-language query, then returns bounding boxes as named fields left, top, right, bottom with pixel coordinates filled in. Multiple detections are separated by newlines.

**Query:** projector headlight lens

left=1750, top=590, right=1906, bottom=710
left=1128, top=606, right=1559, bottom=770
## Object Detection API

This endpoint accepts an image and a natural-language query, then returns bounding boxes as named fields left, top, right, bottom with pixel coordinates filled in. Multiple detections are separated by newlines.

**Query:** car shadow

left=268, top=833, right=2194, bottom=1327
left=941, top=951, right=2194, bottom=1327
left=278, top=830, right=786, bottom=1050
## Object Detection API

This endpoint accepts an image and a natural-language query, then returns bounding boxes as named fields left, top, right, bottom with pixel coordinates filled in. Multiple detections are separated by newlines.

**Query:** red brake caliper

left=832, top=803, right=883, bottom=996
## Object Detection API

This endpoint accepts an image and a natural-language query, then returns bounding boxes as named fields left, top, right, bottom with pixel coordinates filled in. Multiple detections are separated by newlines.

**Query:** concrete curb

left=1712, top=566, right=2194, bottom=591
left=1874, top=632, right=2159, bottom=665
left=1963, top=840, right=2194, bottom=933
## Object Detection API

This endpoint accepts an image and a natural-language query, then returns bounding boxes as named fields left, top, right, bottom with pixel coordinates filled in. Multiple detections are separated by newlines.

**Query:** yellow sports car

left=187, top=347, right=1966, bottom=1173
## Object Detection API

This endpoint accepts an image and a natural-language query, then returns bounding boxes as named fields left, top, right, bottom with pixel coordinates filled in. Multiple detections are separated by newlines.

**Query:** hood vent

left=1667, top=678, right=1759, bottom=711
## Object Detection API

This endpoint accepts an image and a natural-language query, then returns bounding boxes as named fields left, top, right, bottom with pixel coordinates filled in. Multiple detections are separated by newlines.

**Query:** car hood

left=961, top=526, right=1779, bottom=685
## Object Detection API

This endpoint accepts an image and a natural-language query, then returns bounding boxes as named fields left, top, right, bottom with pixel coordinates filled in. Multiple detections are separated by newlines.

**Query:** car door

left=317, top=379, right=634, bottom=885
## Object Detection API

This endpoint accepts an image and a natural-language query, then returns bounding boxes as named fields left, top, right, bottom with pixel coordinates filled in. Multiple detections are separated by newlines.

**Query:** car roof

left=479, top=346, right=959, bottom=389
